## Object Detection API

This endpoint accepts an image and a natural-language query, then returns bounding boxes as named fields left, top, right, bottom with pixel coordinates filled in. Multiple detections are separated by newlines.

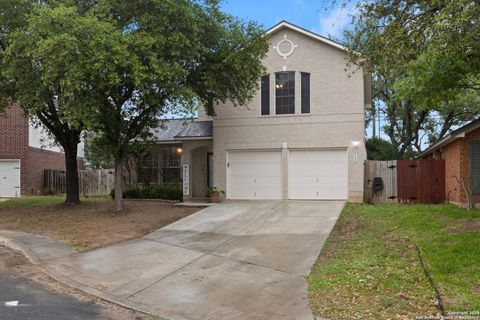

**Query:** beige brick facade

left=210, top=25, right=367, bottom=202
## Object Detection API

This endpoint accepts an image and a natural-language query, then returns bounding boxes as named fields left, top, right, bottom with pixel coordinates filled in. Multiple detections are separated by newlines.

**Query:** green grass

left=308, top=203, right=480, bottom=320
left=0, top=195, right=110, bottom=208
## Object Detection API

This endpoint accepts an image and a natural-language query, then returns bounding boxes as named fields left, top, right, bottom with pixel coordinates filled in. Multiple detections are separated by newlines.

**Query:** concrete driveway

left=45, top=200, right=344, bottom=320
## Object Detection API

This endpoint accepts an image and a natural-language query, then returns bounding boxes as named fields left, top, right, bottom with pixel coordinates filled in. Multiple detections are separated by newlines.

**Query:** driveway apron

left=46, top=200, right=344, bottom=320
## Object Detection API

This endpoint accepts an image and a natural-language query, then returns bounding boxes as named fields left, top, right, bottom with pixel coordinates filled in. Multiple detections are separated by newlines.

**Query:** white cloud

left=318, top=4, right=358, bottom=40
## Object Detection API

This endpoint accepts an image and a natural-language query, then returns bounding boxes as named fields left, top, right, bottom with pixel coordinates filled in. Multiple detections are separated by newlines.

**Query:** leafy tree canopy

left=344, top=0, right=480, bottom=154
left=0, top=1, right=104, bottom=204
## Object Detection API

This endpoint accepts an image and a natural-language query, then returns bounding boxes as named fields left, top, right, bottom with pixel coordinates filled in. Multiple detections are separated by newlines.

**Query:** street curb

left=0, top=231, right=172, bottom=320
left=0, top=234, right=44, bottom=266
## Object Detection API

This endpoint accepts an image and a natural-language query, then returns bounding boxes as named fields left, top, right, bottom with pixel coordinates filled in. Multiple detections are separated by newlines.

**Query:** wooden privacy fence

left=364, top=159, right=445, bottom=204
left=44, top=169, right=66, bottom=194
left=78, top=169, right=115, bottom=196
left=44, top=169, right=115, bottom=196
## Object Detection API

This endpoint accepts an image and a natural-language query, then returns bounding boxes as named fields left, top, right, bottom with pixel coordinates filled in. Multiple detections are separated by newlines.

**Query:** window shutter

left=471, top=141, right=480, bottom=195
left=261, top=75, right=270, bottom=115
left=301, top=72, right=310, bottom=114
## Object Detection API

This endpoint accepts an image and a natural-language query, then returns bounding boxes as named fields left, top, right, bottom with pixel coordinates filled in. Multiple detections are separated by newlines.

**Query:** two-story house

left=139, top=21, right=370, bottom=202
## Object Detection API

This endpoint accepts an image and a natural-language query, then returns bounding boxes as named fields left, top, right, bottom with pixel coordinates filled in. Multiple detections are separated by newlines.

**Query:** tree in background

left=83, top=133, right=114, bottom=170
left=366, top=137, right=404, bottom=161
left=344, top=0, right=480, bottom=155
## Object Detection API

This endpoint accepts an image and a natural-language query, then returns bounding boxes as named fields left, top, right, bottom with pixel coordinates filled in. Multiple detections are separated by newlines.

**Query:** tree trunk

left=64, top=143, right=80, bottom=205
left=35, top=109, right=82, bottom=205
left=114, top=157, right=125, bottom=212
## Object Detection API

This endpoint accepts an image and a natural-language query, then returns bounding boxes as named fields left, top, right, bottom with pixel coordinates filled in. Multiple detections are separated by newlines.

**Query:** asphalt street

left=0, top=272, right=112, bottom=320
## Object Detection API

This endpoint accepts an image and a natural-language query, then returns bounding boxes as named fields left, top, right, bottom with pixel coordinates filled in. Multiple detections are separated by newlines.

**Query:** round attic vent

left=276, top=38, right=296, bottom=58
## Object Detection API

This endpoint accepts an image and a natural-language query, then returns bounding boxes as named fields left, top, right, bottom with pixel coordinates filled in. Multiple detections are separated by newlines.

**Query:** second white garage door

left=289, top=150, right=347, bottom=200
left=227, top=151, right=282, bottom=200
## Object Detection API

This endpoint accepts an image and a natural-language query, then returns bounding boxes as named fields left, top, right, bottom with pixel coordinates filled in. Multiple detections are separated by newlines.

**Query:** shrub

left=110, top=186, right=182, bottom=201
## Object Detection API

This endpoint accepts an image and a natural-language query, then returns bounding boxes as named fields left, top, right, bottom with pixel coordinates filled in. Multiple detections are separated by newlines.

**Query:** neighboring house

left=138, top=21, right=370, bottom=202
left=420, top=118, right=480, bottom=207
left=0, top=104, right=84, bottom=197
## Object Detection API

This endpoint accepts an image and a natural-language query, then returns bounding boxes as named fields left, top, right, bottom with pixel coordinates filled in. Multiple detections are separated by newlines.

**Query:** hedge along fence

left=44, top=169, right=115, bottom=196
left=45, top=169, right=182, bottom=200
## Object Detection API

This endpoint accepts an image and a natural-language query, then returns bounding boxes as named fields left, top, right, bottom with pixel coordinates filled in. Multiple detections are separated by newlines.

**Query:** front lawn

left=308, top=203, right=480, bottom=320
left=0, top=196, right=203, bottom=252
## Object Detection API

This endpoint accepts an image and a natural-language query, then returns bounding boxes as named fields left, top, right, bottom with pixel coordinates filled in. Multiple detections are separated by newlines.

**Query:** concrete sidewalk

left=0, top=201, right=343, bottom=320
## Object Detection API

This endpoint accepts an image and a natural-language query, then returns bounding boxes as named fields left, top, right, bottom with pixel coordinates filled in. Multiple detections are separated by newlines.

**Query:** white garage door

left=227, top=151, right=282, bottom=199
left=0, top=160, right=21, bottom=198
left=289, top=150, right=347, bottom=200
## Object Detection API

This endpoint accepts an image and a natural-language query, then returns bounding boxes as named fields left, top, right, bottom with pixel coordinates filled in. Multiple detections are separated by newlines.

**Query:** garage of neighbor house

left=0, top=160, right=21, bottom=197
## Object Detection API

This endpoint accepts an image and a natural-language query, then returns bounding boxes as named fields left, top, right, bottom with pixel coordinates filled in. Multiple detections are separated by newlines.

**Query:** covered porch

left=133, top=120, right=214, bottom=202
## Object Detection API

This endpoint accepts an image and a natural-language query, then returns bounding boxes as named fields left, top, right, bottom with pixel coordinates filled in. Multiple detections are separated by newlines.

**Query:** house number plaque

left=182, top=164, right=190, bottom=196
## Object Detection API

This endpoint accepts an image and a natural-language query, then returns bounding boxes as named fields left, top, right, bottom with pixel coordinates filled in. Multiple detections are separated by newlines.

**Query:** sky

left=220, top=0, right=358, bottom=42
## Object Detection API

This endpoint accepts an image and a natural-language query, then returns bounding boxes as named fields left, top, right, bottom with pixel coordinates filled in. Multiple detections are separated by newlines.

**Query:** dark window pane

left=163, top=168, right=181, bottom=187
left=275, top=72, right=295, bottom=114
left=261, top=75, right=270, bottom=115
left=161, top=147, right=181, bottom=188
left=301, top=72, right=310, bottom=114
left=138, top=153, right=158, bottom=185
left=471, top=141, right=480, bottom=195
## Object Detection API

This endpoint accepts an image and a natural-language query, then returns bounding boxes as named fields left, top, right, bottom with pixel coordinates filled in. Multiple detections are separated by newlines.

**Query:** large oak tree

left=0, top=1, right=94, bottom=204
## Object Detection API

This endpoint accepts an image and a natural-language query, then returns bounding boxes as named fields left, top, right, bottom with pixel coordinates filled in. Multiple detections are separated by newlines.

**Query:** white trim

left=274, top=37, right=296, bottom=59
left=266, top=21, right=347, bottom=52
left=149, top=140, right=181, bottom=144
left=174, top=137, right=213, bottom=141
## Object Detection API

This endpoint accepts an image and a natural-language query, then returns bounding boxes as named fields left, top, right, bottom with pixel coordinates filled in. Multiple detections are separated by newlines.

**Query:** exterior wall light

left=176, top=147, right=183, bottom=154
left=351, top=140, right=361, bottom=148
left=351, top=140, right=361, bottom=163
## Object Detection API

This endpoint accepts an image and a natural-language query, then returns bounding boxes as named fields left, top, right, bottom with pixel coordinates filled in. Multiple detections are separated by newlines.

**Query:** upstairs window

left=275, top=72, right=295, bottom=114
left=301, top=72, right=310, bottom=114
left=261, top=74, right=270, bottom=115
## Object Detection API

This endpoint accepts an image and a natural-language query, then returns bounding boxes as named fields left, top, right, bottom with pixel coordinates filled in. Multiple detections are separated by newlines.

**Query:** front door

left=207, top=153, right=213, bottom=188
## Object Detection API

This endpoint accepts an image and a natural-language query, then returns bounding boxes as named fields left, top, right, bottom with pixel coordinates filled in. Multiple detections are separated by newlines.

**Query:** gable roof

left=266, top=20, right=347, bottom=52
left=419, top=117, right=480, bottom=157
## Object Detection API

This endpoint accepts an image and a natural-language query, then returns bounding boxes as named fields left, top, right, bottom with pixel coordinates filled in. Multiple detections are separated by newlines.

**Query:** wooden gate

left=397, top=159, right=445, bottom=204
left=364, top=160, right=398, bottom=204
